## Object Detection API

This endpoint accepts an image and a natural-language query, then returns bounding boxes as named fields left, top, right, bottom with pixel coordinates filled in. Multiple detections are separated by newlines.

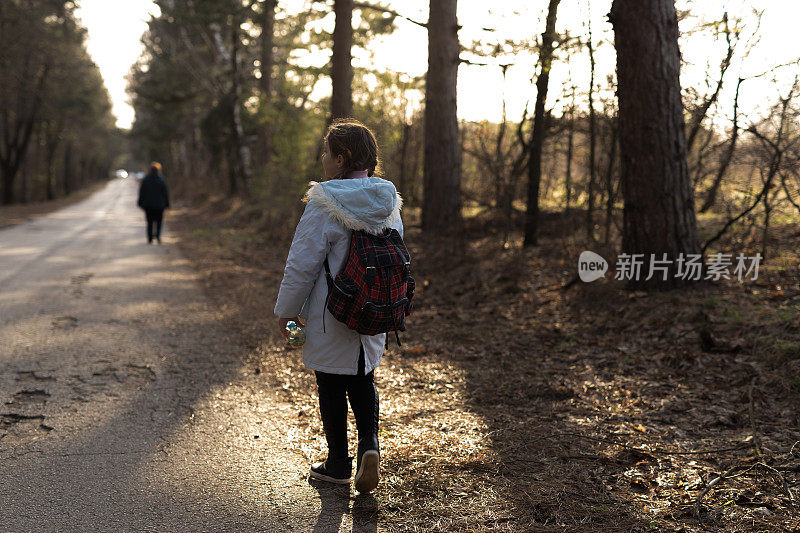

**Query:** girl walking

left=274, top=118, right=404, bottom=493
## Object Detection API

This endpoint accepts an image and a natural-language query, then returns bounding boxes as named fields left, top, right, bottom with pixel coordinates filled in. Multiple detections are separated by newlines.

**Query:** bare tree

left=699, top=76, right=742, bottom=213
left=698, top=57, right=800, bottom=212
left=585, top=0, right=597, bottom=241
left=463, top=65, right=528, bottom=246
left=705, top=81, right=799, bottom=262
left=603, top=109, right=618, bottom=244
left=257, top=0, right=277, bottom=169
left=564, top=85, right=577, bottom=214
left=523, top=0, right=562, bottom=246
left=686, top=12, right=737, bottom=153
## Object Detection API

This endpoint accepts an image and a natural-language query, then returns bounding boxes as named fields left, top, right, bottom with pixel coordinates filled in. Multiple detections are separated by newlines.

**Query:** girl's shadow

left=308, top=478, right=378, bottom=532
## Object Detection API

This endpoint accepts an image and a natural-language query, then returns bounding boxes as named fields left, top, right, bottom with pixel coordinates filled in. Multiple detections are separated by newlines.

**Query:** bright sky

left=74, top=0, right=158, bottom=129
left=76, top=0, right=800, bottom=131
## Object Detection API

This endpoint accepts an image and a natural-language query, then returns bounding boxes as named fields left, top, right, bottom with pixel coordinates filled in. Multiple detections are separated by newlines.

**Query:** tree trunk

left=609, top=0, right=702, bottom=289
left=564, top=91, right=575, bottom=213
left=522, top=0, right=561, bottom=247
left=230, top=21, right=252, bottom=196
left=762, top=185, right=772, bottom=263
left=495, top=68, right=511, bottom=238
left=77, top=157, right=87, bottom=190
left=481, top=76, right=521, bottom=244
left=398, top=122, right=411, bottom=197
left=331, top=0, right=354, bottom=120
left=21, top=155, right=29, bottom=203
left=0, top=63, right=48, bottom=205
left=260, top=0, right=275, bottom=99
left=63, top=142, right=73, bottom=196
left=45, top=133, right=59, bottom=201
left=0, top=161, right=16, bottom=205
left=87, top=157, right=97, bottom=186
left=586, top=9, right=597, bottom=241
left=603, top=115, right=618, bottom=244
left=258, top=0, right=276, bottom=169
left=422, top=0, right=462, bottom=234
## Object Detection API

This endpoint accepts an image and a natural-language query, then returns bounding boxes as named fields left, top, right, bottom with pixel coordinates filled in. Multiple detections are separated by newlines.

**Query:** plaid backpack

left=322, top=227, right=414, bottom=348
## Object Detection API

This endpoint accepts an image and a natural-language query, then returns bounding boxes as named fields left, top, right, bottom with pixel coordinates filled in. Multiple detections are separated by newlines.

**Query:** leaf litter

left=171, top=198, right=800, bottom=532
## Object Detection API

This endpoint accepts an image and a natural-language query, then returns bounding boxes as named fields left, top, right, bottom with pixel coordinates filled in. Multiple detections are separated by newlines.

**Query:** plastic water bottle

left=286, top=320, right=306, bottom=347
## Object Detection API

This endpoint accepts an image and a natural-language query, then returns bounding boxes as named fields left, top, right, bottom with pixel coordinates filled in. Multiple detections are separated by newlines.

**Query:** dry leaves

left=172, top=199, right=800, bottom=532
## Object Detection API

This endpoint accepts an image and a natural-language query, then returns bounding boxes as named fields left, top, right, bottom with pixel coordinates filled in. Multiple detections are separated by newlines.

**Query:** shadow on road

left=0, top=179, right=364, bottom=531
left=308, top=479, right=378, bottom=533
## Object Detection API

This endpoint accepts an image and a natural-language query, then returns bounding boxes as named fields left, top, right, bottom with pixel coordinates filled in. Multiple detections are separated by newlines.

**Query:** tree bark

left=43, top=119, right=62, bottom=201
left=331, top=0, right=354, bottom=120
left=522, top=0, right=561, bottom=246
left=609, top=0, right=702, bottom=289
left=422, top=0, right=462, bottom=234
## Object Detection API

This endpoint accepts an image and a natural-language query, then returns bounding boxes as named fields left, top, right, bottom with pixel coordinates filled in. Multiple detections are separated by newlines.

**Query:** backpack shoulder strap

left=324, top=255, right=332, bottom=286
left=324, top=229, right=355, bottom=288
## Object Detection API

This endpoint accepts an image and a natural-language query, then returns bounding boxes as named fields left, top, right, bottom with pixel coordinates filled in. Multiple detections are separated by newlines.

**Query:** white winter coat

left=273, top=173, right=404, bottom=375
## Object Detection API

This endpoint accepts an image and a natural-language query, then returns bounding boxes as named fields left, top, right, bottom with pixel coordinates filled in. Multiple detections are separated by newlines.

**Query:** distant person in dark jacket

left=137, top=162, right=170, bottom=244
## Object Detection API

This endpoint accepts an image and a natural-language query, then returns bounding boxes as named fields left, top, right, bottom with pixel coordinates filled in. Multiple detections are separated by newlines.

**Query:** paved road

left=0, top=178, right=379, bottom=532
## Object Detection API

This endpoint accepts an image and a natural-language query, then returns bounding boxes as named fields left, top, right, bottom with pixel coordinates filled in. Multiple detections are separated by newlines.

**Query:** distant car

left=114, top=169, right=128, bottom=179
left=131, top=171, right=145, bottom=180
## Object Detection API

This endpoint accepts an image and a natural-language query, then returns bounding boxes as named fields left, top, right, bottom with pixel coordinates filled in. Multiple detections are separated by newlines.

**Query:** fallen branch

left=695, top=463, right=758, bottom=528
left=762, top=462, right=795, bottom=503
left=747, top=380, right=763, bottom=457
left=694, top=460, right=800, bottom=528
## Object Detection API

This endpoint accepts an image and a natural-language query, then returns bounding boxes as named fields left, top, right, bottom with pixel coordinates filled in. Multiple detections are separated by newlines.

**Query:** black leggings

left=314, top=343, right=379, bottom=461
left=144, top=208, right=164, bottom=241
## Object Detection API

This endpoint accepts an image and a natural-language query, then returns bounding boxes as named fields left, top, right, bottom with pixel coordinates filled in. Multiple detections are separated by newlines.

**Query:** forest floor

left=170, top=194, right=800, bottom=533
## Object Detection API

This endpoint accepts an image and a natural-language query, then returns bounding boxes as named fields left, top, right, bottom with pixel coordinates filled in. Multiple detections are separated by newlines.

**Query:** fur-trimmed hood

left=304, top=177, right=403, bottom=235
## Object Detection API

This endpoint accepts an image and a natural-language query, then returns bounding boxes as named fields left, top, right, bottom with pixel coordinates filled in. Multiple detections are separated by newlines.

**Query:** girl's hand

left=279, top=316, right=305, bottom=339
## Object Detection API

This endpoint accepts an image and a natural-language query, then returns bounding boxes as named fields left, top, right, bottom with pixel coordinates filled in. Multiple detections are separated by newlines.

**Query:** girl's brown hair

left=325, top=118, right=381, bottom=178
